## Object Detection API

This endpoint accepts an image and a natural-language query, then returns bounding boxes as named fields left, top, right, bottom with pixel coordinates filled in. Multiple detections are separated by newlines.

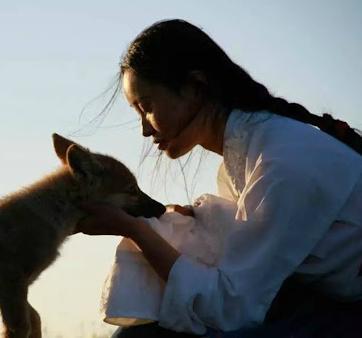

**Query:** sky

left=0, top=1, right=361, bottom=337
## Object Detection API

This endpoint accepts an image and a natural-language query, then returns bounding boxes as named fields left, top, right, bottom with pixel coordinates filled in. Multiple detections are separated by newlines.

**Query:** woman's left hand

left=75, top=203, right=143, bottom=237
left=166, top=204, right=194, bottom=216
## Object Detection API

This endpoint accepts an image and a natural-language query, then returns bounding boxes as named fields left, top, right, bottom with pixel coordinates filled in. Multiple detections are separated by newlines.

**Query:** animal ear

left=66, top=144, right=104, bottom=181
left=53, top=133, right=78, bottom=164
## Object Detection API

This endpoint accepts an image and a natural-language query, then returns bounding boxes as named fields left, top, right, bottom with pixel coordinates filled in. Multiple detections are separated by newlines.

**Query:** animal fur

left=0, top=134, right=165, bottom=338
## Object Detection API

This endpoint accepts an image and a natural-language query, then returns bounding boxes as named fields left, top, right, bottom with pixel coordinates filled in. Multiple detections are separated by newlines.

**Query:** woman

left=77, top=19, right=362, bottom=337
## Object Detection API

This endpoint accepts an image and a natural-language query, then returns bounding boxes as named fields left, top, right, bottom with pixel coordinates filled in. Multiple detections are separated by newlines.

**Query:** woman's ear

left=188, top=70, right=208, bottom=85
left=181, top=70, right=208, bottom=107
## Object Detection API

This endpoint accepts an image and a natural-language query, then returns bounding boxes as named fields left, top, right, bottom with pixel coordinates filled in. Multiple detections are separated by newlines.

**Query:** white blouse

left=158, top=110, right=362, bottom=335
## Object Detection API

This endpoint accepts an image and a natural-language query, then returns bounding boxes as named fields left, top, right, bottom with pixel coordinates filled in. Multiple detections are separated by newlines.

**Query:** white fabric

left=101, top=194, right=238, bottom=326
left=158, top=110, right=362, bottom=334
left=102, top=109, right=362, bottom=334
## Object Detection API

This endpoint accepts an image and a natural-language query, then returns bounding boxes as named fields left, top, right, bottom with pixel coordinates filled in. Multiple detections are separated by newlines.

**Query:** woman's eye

left=139, top=102, right=151, bottom=113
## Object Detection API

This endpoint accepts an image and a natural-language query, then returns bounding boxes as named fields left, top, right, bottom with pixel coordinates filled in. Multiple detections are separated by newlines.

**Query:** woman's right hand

left=75, top=202, right=146, bottom=237
left=166, top=204, right=194, bottom=217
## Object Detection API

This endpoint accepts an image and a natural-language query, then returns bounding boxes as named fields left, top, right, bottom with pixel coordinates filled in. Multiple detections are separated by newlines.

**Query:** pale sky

left=0, top=1, right=361, bottom=337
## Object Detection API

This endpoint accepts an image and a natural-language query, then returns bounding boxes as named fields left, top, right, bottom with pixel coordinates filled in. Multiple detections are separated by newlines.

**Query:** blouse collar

left=222, top=109, right=273, bottom=194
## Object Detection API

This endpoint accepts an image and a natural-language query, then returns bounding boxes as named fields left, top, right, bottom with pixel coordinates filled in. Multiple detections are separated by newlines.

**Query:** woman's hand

left=75, top=203, right=144, bottom=237
left=166, top=204, right=194, bottom=217
left=76, top=202, right=181, bottom=281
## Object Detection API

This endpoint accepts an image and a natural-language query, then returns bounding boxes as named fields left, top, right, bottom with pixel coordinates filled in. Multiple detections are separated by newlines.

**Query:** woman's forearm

left=130, top=220, right=180, bottom=281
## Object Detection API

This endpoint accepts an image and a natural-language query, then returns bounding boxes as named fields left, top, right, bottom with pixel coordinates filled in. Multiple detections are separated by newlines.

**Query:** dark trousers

left=112, top=322, right=205, bottom=338
left=112, top=278, right=362, bottom=338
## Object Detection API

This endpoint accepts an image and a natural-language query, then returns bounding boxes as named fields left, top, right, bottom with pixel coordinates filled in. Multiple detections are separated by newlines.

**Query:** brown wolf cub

left=0, top=134, right=165, bottom=338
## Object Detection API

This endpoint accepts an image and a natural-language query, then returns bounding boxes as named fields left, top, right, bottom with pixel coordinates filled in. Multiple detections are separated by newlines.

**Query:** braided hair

left=121, top=19, right=362, bottom=155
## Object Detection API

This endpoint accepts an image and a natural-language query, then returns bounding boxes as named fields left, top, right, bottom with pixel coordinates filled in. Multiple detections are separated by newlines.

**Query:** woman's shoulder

left=224, top=110, right=361, bottom=190
left=238, top=110, right=361, bottom=162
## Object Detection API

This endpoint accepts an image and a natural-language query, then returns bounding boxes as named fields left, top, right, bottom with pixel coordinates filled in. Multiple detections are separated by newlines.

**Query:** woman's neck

left=199, top=104, right=229, bottom=156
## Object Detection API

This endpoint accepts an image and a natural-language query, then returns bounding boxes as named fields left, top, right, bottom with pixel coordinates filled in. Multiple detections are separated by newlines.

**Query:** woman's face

left=122, top=70, right=202, bottom=159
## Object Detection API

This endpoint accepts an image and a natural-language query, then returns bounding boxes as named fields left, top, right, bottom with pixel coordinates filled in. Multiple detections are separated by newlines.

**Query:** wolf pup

left=0, top=134, right=165, bottom=338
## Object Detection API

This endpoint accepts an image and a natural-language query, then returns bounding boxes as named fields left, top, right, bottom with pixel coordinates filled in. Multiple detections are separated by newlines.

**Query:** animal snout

left=142, top=198, right=166, bottom=218
left=124, top=192, right=166, bottom=218
left=153, top=200, right=166, bottom=218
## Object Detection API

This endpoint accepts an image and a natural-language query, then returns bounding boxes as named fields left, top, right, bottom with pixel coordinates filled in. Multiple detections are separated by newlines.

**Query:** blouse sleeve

left=157, top=154, right=358, bottom=334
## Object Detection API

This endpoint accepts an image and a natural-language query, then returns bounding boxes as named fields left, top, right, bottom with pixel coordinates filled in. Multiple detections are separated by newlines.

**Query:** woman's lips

left=157, top=140, right=169, bottom=150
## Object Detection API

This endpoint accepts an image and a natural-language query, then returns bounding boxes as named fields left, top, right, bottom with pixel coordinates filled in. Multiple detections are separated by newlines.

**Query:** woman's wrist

left=128, top=218, right=150, bottom=240
left=127, top=218, right=180, bottom=281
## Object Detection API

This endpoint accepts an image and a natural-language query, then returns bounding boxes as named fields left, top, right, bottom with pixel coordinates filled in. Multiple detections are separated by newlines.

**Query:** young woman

left=77, top=19, right=362, bottom=337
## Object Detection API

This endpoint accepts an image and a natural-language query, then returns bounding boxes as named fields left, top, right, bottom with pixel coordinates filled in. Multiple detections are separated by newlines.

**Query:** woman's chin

left=164, top=143, right=192, bottom=159
left=164, top=148, right=179, bottom=159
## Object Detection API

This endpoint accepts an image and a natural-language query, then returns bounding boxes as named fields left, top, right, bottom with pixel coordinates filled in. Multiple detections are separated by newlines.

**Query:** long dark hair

left=121, top=19, right=362, bottom=155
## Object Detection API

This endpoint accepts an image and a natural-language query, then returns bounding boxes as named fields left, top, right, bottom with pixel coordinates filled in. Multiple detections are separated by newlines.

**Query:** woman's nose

left=141, top=117, right=155, bottom=137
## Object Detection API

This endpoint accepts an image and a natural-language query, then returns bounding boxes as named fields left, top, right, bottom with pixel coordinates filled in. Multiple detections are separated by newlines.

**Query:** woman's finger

left=178, top=205, right=194, bottom=217
left=166, top=204, right=194, bottom=216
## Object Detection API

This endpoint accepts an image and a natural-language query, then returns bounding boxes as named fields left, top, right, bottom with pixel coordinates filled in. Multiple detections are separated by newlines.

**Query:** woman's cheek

left=146, top=114, right=160, bottom=132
